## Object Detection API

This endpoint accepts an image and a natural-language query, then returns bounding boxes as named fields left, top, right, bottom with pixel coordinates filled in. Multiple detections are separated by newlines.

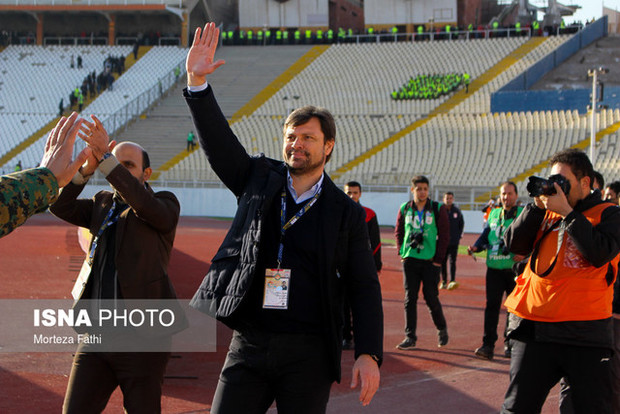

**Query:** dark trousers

left=211, top=329, right=333, bottom=414
left=403, top=258, right=447, bottom=341
left=483, top=267, right=516, bottom=347
left=63, top=346, right=170, bottom=414
left=501, top=338, right=612, bottom=414
left=560, top=317, right=620, bottom=414
left=441, top=245, right=458, bottom=283
left=613, top=318, right=620, bottom=414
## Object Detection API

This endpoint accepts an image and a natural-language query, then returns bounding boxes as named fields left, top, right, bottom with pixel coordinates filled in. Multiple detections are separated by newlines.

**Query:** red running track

left=0, top=214, right=561, bottom=413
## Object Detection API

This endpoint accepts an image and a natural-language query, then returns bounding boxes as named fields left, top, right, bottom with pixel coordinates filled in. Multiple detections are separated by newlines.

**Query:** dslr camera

left=408, top=232, right=424, bottom=249
left=526, top=174, right=571, bottom=198
left=497, top=240, right=509, bottom=256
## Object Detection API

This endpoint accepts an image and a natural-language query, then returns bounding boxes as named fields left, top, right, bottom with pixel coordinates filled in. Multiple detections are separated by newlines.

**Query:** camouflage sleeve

left=0, top=167, right=59, bottom=238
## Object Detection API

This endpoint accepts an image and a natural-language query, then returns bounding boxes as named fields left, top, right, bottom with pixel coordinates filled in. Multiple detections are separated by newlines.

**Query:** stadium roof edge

left=0, top=4, right=168, bottom=11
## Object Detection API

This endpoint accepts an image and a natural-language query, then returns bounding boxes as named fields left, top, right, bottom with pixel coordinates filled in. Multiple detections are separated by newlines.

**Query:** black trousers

left=211, top=329, right=333, bottom=414
left=63, top=345, right=170, bottom=414
left=441, top=245, right=458, bottom=283
left=482, top=267, right=516, bottom=347
left=403, top=258, right=447, bottom=341
left=501, top=338, right=612, bottom=414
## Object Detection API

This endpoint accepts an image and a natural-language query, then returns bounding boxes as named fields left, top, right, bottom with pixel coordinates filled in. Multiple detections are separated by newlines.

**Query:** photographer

left=395, top=175, right=449, bottom=350
left=500, top=149, right=620, bottom=414
left=469, top=181, right=524, bottom=360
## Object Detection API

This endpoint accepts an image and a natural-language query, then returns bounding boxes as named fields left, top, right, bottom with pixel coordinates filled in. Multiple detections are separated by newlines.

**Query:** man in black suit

left=185, top=23, right=383, bottom=414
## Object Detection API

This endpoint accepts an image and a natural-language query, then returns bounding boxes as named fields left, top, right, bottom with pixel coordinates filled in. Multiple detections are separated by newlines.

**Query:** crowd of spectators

left=60, top=54, right=125, bottom=115
left=391, top=73, right=470, bottom=100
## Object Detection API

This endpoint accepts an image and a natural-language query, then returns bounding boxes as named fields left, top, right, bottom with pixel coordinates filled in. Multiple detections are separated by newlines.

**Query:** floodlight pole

left=587, top=67, right=610, bottom=164
left=589, top=68, right=597, bottom=163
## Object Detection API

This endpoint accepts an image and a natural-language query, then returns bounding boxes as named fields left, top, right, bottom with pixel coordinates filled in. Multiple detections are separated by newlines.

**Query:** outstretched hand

left=40, top=112, right=92, bottom=187
left=186, top=22, right=226, bottom=86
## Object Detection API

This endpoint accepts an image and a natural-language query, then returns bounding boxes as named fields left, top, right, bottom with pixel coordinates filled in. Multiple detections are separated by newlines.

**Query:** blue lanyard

left=415, top=208, right=425, bottom=229
left=88, top=201, right=121, bottom=265
left=277, top=187, right=322, bottom=267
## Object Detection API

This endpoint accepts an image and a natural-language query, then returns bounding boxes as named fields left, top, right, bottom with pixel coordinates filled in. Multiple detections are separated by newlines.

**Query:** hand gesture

left=186, top=22, right=226, bottom=86
left=40, top=112, right=92, bottom=187
left=351, top=354, right=380, bottom=406
left=538, top=183, right=573, bottom=217
left=77, top=115, right=116, bottom=176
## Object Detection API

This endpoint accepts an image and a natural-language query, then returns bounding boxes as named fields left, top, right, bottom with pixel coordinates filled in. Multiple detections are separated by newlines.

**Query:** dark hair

left=444, top=191, right=454, bottom=197
left=345, top=181, right=362, bottom=191
left=284, top=105, right=336, bottom=163
left=500, top=181, right=518, bottom=195
left=593, top=170, right=605, bottom=190
left=411, top=175, right=429, bottom=186
left=607, top=181, right=620, bottom=195
left=142, top=149, right=150, bottom=171
left=549, top=149, right=594, bottom=186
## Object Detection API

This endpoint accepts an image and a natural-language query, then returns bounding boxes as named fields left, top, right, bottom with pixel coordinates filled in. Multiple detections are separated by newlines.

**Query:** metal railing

left=74, top=57, right=186, bottom=155
left=43, top=36, right=108, bottom=46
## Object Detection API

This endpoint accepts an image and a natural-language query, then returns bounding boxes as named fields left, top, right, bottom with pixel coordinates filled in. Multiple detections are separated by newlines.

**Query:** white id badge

left=72, top=259, right=92, bottom=301
left=263, top=268, right=291, bottom=309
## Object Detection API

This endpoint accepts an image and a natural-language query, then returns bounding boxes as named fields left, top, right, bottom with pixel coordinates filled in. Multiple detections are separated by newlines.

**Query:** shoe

left=475, top=344, right=494, bottom=360
left=439, top=281, right=447, bottom=289
left=342, top=339, right=354, bottom=350
left=396, top=337, right=416, bottom=350
left=447, top=281, right=459, bottom=290
left=438, top=328, right=449, bottom=347
left=503, top=343, right=512, bottom=358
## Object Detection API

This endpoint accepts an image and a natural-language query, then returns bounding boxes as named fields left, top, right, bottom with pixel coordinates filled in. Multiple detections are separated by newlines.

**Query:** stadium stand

left=341, top=109, right=620, bottom=190
left=0, top=45, right=184, bottom=173
left=0, top=45, right=131, bottom=167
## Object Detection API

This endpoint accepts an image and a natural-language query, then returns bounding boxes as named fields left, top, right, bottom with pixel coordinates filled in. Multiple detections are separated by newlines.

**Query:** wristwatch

left=99, top=152, right=113, bottom=163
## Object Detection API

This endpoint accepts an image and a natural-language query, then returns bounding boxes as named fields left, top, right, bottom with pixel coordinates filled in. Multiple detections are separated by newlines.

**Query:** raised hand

left=40, top=112, right=92, bottom=187
left=77, top=115, right=116, bottom=176
left=186, top=22, right=226, bottom=86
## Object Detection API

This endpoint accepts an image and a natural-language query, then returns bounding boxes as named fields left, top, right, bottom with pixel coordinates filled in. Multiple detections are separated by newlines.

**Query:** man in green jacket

left=468, top=181, right=524, bottom=359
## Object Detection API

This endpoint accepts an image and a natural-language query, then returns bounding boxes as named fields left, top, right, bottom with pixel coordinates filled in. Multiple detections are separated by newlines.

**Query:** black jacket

left=185, top=86, right=383, bottom=382
left=504, top=191, right=620, bottom=348
left=446, top=205, right=464, bottom=247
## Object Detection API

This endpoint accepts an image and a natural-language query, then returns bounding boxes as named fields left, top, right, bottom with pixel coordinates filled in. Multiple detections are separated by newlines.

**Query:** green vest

left=468, top=23, right=473, bottom=31
left=533, top=21, right=539, bottom=30
left=227, top=30, right=233, bottom=39
left=247, top=30, right=253, bottom=39
left=317, top=30, right=323, bottom=39
left=445, top=25, right=451, bottom=33
left=294, top=30, right=301, bottom=40
left=257, top=31, right=263, bottom=40
left=221, top=32, right=227, bottom=39
left=417, top=26, right=423, bottom=34
left=515, top=22, right=521, bottom=33
left=265, top=30, right=271, bottom=39
left=283, top=31, right=289, bottom=40
left=492, top=21, right=499, bottom=29
left=391, top=26, right=398, bottom=34
left=486, top=206, right=523, bottom=269
left=327, top=29, right=333, bottom=39
left=276, top=30, right=282, bottom=40
left=305, top=30, right=312, bottom=39
left=399, top=200, right=441, bottom=260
